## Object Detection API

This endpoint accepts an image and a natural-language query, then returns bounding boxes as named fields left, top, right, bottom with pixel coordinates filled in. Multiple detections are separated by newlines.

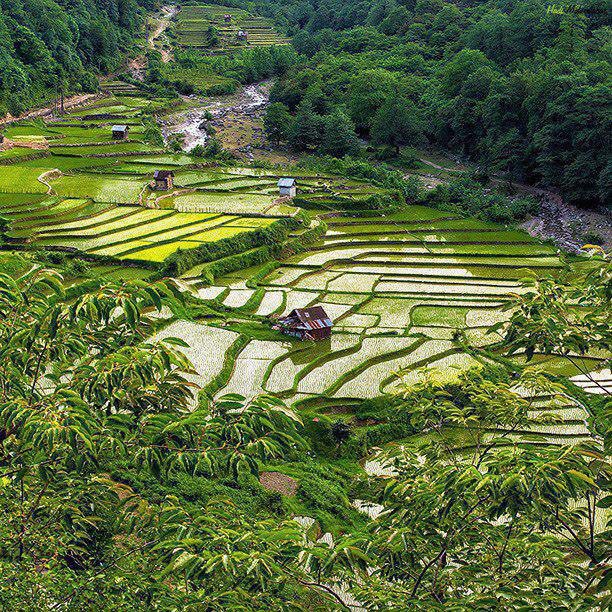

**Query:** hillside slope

left=256, top=0, right=610, bottom=207
left=0, top=0, right=153, bottom=116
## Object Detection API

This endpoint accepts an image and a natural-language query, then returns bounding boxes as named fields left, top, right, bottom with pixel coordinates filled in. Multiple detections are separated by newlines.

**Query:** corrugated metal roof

left=277, top=178, right=296, bottom=188
left=112, top=125, right=128, bottom=131
left=279, top=307, right=333, bottom=330
left=300, top=318, right=333, bottom=330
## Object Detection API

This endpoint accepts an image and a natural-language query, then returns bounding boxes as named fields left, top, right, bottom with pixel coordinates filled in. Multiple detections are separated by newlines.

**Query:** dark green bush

left=303, top=415, right=336, bottom=456
left=159, top=217, right=301, bottom=277
left=424, top=176, right=538, bottom=224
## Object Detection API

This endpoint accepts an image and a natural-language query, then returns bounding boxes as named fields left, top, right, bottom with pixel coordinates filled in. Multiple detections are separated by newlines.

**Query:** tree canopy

left=261, top=0, right=610, bottom=205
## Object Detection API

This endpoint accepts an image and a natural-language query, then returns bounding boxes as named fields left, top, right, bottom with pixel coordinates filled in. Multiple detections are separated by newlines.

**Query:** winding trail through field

left=37, top=169, right=60, bottom=195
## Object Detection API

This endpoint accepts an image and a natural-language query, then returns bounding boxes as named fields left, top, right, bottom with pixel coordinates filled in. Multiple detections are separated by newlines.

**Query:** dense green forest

left=0, top=0, right=152, bottom=115
left=259, top=0, right=611, bottom=206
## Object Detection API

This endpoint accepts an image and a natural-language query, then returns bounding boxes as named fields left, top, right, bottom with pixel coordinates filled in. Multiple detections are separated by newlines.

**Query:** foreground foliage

left=0, top=265, right=318, bottom=608
left=0, top=250, right=609, bottom=608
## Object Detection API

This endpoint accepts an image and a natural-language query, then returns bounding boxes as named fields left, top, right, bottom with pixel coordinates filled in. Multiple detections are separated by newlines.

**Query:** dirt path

left=149, top=5, right=179, bottom=62
left=0, top=93, right=103, bottom=127
left=128, top=5, right=178, bottom=81
left=37, top=169, right=61, bottom=195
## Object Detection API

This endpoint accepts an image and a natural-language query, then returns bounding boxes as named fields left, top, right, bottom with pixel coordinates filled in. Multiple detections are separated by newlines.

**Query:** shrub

left=159, top=217, right=301, bottom=278
left=582, top=230, right=604, bottom=246
left=331, top=420, right=352, bottom=444
left=424, top=176, right=538, bottom=223
left=299, top=155, right=422, bottom=203
left=142, top=119, right=164, bottom=147
left=205, top=81, right=238, bottom=96
left=303, top=415, right=336, bottom=456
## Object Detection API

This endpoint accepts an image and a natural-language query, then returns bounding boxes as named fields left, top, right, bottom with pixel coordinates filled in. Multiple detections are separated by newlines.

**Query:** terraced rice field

left=1, top=87, right=604, bottom=461
left=175, top=4, right=289, bottom=49
left=169, top=208, right=607, bottom=431
left=1, top=195, right=280, bottom=262
left=3, top=100, right=382, bottom=264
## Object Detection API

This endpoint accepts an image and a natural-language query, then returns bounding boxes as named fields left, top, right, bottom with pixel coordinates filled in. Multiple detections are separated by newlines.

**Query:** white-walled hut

left=277, top=177, right=297, bottom=198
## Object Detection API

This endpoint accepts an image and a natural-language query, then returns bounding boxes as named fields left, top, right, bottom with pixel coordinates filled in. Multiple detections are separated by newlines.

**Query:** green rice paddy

left=0, top=82, right=603, bottom=457
left=175, top=3, right=289, bottom=50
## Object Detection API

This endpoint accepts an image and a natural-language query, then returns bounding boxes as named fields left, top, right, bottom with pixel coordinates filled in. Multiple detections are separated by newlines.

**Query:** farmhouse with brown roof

left=275, top=307, right=333, bottom=341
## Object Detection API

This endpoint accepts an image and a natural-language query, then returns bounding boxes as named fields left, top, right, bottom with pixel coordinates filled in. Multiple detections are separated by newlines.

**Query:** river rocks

left=163, top=81, right=271, bottom=154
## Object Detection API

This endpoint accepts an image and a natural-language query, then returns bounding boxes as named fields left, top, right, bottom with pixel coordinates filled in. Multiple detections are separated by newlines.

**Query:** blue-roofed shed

left=112, top=125, right=129, bottom=140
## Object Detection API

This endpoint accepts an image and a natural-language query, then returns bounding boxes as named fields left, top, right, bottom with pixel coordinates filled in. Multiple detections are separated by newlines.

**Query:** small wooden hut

left=112, top=125, right=129, bottom=140
left=275, top=307, right=333, bottom=341
left=153, top=170, right=174, bottom=190
left=223, top=13, right=232, bottom=22
left=237, top=30, right=248, bottom=41
left=277, top=177, right=297, bottom=197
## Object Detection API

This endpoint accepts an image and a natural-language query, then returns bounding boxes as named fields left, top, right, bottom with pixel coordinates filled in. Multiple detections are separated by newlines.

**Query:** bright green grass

left=121, top=154, right=194, bottom=166
left=185, top=225, right=253, bottom=243
left=49, top=142, right=157, bottom=157
left=195, top=178, right=276, bottom=191
left=68, top=105, right=139, bottom=117
left=84, top=213, right=223, bottom=250
left=0, top=196, right=57, bottom=216
left=91, top=264, right=153, bottom=281
left=119, top=240, right=202, bottom=262
left=410, top=305, right=468, bottom=327
left=0, top=167, right=48, bottom=193
left=224, top=217, right=276, bottom=228
left=171, top=190, right=275, bottom=214
left=19, top=156, right=122, bottom=171
left=91, top=239, right=153, bottom=257
left=7, top=202, right=115, bottom=236
left=0, top=193, right=46, bottom=207
left=428, top=243, right=557, bottom=256
left=51, top=175, right=148, bottom=204
left=53, top=208, right=174, bottom=239
left=38, top=205, right=137, bottom=232
left=3, top=124, right=54, bottom=137
left=9, top=198, right=91, bottom=223
left=0, top=147, right=46, bottom=162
